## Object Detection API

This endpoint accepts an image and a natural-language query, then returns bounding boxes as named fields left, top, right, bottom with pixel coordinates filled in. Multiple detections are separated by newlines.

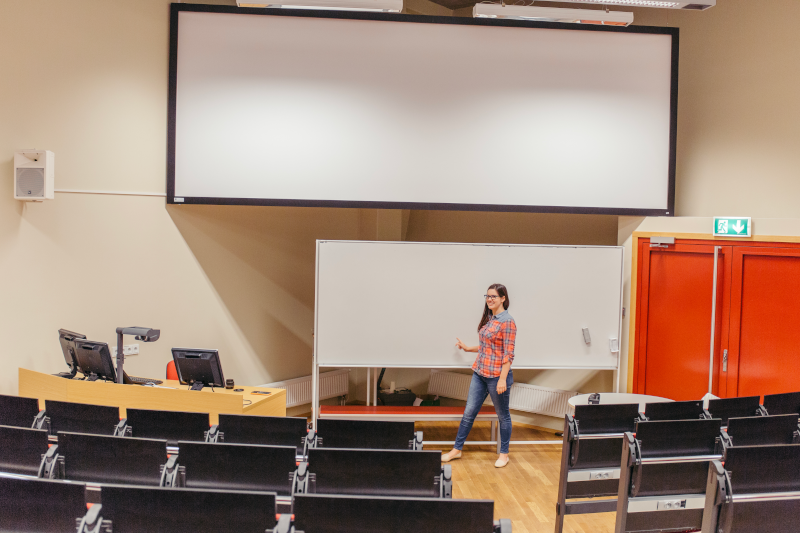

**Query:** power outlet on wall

left=111, top=344, right=139, bottom=357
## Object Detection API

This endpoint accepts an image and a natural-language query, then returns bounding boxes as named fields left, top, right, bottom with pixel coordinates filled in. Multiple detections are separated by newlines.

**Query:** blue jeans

left=454, top=370, right=513, bottom=454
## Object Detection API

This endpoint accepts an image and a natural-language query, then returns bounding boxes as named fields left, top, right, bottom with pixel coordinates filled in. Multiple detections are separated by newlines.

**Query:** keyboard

left=128, top=375, right=163, bottom=385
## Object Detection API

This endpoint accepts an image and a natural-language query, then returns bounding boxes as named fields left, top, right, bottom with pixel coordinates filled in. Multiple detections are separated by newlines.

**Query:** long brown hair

left=478, top=283, right=509, bottom=332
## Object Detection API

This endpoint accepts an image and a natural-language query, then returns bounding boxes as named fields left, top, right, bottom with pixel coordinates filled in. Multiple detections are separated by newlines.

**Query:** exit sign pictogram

left=714, top=217, right=751, bottom=238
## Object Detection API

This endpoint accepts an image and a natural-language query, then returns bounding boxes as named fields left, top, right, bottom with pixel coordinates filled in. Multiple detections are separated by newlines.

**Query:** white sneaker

left=495, top=456, right=510, bottom=468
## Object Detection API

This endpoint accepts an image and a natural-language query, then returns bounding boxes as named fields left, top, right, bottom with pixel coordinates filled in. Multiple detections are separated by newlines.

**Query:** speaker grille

left=16, top=168, right=45, bottom=198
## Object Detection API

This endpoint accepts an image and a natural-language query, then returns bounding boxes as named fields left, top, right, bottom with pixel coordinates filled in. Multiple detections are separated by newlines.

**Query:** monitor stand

left=190, top=382, right=204, bottom=391
left=53, top=369, right=77, bottom=379
left=86, top=373, right=99, bottom=382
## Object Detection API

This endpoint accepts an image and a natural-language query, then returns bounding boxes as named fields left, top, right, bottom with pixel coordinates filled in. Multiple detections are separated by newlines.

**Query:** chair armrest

left=113, top=418, right=130, bottom=437
left=38, top=444, right=63, bottom=479
left=32, top=410, right=50, bottom=432
left=76, top=504, right=111, bottom=533
left=160, top=455, right=185, bottom=487
left=205, top=424, right=222, bottom=443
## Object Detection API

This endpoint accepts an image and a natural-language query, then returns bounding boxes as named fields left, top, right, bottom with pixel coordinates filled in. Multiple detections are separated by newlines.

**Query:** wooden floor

left=419, top=421, right=617, bottom=533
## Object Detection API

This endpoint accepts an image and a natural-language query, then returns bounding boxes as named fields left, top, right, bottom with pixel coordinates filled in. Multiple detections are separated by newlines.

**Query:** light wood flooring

left=419, top=421, right=616, bottom=533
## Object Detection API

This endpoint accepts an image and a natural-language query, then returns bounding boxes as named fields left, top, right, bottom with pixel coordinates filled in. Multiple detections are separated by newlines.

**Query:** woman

left=442, top=283, right=516, bottom=468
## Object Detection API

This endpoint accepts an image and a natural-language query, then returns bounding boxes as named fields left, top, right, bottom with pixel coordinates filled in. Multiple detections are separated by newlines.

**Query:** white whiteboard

left=314, top=241, right=623, bottom=369
left=171, top=7, right=675, bottom=214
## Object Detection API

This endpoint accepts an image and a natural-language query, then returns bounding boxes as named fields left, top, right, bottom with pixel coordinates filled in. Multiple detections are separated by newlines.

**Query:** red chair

left=166, top=360, right=179, bottom=381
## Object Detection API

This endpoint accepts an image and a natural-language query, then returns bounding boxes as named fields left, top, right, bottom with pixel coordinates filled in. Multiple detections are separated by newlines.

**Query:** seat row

left=0, top=476, right=510, bottom=533
left=0, top=394, right=423, bottom=453
left=0, top=425, right=451, bottom=500
left=555, top=391, right=800, bottom=533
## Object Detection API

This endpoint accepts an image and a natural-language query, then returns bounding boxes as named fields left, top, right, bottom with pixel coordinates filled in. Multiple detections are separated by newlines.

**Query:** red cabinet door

left=635, top=242, right=731, bottom=400
left=727, top=247, right=800, bottom=398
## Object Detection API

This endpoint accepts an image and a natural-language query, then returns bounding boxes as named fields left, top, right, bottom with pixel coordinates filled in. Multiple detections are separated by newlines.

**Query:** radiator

left=508, top=382, right=579, bottom=418
left=260, top=369, right=350, bottom=408
left=427, top=370, right=579, bottom=418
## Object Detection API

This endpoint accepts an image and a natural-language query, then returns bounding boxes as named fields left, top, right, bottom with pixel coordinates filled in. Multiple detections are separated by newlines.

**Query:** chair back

left=166, top=360, right=179, bottom=381
left=317, top=419, right=415, bottom=450
left=0, top=425, right=50, bottom=476
left=44, top=399, right=120, bottom=436
left=308, top=448, right=442, bottom=497
left=0, top=477, right=86, bottom=533
left=179, top=441, right=296, bottom=494
left=726, top=415, right=799, bottom=447
left=58, top=432, right=167, bottom=486
left=763, top=391, right=800, bottom=416
left=217, top=413, right=307, bottom=453
left=707, top=396, right=762, bottom=426
left=0, top=394, right=41, bottom=428
left=126, top=408, right=209, bottom=445
left=643, top=400, right=705, bottom=421
left=98, top=485, right=277, bottom=533
left=293, top=494, right=495, bottom=533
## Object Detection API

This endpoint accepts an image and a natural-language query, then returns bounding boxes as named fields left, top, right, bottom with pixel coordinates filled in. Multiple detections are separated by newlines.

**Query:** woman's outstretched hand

left=455, top=338, right=468, bottom=351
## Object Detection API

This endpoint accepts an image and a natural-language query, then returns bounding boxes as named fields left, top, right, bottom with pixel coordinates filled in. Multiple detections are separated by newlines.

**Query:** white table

left=568, top=393, right=672, bottom=416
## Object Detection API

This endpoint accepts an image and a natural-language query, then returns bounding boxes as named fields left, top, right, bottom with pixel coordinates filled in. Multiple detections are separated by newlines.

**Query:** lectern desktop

left=18, top=368, right=286, bottom=423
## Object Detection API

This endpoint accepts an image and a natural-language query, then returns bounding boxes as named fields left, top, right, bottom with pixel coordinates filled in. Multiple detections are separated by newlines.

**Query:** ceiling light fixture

left=473, top=4, right=634, bottom=26
left=238, top=0, right=402, bottom=12
left=532, top=0, right=715, bottom=10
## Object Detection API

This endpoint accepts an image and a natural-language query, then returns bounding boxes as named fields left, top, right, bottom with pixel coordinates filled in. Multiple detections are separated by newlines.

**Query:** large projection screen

left=168, top=5, right=678, bottom=215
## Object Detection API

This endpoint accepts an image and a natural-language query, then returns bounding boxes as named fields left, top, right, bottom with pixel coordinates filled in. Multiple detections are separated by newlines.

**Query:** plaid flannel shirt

left=472, top=310, right=516, bottom=378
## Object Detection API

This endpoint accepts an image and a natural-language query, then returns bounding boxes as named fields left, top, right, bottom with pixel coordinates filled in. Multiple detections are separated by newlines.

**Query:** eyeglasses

left=484, top=295, right=501, bottom=301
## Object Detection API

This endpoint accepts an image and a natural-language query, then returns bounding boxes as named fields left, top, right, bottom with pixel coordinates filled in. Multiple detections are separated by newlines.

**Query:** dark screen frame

left=167, top=3, right=678, bottom=216
left=72, top=340, right=117, bottom=382
left=171, top=348, right=225, bottom=387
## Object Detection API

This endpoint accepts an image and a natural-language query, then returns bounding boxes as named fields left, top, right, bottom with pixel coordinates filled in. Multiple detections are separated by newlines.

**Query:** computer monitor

left=72, top=340, right=117, bottom=382
left=172, top=348, right=225, bottom=390
left=57, top=329, right=86, bottom=378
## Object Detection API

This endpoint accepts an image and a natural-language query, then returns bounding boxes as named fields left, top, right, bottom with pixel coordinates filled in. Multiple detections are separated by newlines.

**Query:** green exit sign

left=714, top=217, right=751, bottom=237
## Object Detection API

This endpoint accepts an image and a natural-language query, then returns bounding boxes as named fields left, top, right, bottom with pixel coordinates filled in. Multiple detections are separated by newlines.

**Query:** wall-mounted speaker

left=14, top=150, right=54, bottom=201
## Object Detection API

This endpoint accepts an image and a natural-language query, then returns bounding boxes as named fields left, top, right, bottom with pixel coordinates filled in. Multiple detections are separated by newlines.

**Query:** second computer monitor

left=72, top=340, right=117, bottom=382
left=172, top=348, right=225, bottom=389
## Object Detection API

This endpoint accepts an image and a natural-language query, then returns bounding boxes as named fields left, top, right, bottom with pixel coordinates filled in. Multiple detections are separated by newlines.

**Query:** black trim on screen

left=167, top=3, right=679, bottom=217
left=667, top=28, right=680, bottom=217
left=167, top=3, right=180, bottom=203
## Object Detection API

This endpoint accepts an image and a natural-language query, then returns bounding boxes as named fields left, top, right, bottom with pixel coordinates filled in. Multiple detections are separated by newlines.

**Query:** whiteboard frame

left=312, top=240, right=624, bottom=425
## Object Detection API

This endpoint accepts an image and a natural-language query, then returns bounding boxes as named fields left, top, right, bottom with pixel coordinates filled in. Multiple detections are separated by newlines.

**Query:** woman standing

left=442, top=283, right=516, bottom=468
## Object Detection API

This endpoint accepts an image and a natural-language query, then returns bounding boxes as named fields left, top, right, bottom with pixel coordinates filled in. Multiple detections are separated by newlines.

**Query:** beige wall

left=2, top=0, right=800, bottom=428
left=629, top=0, right=800, bottom=218
left=0, top=0, right=365, bottom=395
